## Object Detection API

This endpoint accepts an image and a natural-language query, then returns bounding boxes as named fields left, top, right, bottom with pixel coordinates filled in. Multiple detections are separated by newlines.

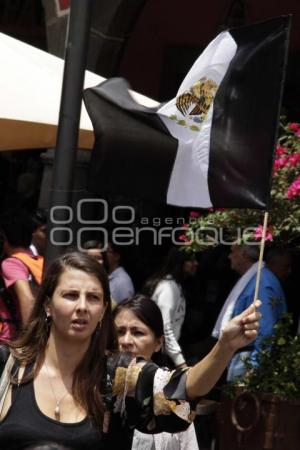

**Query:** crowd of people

left=0, top=206, right=296, bottom=449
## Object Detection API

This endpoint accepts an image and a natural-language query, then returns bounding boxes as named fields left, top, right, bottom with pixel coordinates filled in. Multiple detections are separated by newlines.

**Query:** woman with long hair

left=0, top=252, right=114, bottom=449
left=0, top=252, right=261, bottom=449
left=143, top=247, right=198, bottom=368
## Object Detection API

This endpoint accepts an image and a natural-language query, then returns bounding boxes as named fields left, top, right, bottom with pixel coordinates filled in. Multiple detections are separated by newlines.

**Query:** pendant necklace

left=44, top=362, right=69, bottom=422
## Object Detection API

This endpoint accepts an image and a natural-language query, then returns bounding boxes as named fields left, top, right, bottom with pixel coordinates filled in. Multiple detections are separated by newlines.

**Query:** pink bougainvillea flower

left=179, top=234, right=187, bottom=241
left=296, top=129, right=300, bottom=138
left=181, top=223, right=189, bottom=229
left=274, top=157, right=288, bottom=171
left=273, top=154, right=300, bottom=170
left=289, top=122, right=299, bottom=132
left=189, top=211, right=200, bottom=218
left=288, top=153, right=300, bottom=167
left=275, top=145, right=288, bottom=156
left=178, top=234, right=192, bottom=245
left=254, top=225, right=273, bottom=241
left=286, top=176, right=300, bottom=199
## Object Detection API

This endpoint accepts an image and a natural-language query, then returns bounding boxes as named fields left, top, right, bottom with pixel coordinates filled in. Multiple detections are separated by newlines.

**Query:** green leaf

left=277, top=337, right=286, bottom=346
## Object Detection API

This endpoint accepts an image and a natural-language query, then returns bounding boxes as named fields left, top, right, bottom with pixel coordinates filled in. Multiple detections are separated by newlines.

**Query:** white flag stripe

left=167, top=134, right=212, bottom=208
left=159, top=32, right=237, bottom=207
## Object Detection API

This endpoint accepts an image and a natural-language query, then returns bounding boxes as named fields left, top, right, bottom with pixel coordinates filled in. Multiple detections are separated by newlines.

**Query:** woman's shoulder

left=103, top=352, right=155, bottom=411
left=154, top=277, right=180, bottom=291
left=105, top=352, right=189, bottom=403
left=105, top=352, right=155, bottom=383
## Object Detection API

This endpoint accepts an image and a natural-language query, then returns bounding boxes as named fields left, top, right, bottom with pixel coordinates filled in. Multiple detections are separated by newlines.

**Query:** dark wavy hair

left=143, top=246, right=196, bottom=296
left=82, top=239, right=104, bottom=250
left=10, top=251, right=116, bottom=429
left=0, top=209, right=34, bottom=248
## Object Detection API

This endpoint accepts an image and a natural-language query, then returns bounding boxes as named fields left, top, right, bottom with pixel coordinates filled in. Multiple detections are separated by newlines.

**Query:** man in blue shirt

left=213, top=244, right=287, bottom=382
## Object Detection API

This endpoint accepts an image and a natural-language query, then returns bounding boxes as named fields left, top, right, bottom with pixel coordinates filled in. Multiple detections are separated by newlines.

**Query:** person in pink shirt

left=0, top=210, right=43, bottom=327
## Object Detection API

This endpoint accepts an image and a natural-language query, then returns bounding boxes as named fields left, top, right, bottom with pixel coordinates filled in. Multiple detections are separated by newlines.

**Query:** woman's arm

left=13, top=280, right=35, bottom=325
left=153, top=281, right=186, bottom=367
left=109, top=301, right=260, bottom=433
left=186, top=300, right=261, bottom=398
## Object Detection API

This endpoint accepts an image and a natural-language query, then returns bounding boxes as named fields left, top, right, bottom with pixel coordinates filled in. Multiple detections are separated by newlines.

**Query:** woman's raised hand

left=220, top=300, right=261, bottom=352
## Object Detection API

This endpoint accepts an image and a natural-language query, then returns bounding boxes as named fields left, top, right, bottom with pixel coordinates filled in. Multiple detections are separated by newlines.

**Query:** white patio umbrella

left=0, top=32, right=158, bottom=151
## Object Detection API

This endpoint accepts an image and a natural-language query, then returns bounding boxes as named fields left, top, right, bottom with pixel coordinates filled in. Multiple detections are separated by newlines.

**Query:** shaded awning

left=0, top=32, right=158, bottom=151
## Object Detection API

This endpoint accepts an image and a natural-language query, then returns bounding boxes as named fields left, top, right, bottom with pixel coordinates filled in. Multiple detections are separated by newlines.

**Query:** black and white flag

left=84, top=16, right=290, bottom=209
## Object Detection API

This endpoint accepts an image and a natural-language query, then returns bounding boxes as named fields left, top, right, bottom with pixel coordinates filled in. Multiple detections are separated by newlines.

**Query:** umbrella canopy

left=0, top=32, right=158, bottom=151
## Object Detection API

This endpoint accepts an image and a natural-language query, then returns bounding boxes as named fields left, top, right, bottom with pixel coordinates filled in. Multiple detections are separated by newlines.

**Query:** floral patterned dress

left=103, top=352, right=197, bottom=449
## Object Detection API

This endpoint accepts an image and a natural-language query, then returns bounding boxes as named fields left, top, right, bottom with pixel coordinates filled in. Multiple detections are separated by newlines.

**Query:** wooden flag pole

left=253, top=211, right=269, bottom=308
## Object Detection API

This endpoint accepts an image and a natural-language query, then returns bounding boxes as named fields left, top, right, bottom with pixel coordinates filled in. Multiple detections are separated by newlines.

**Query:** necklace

left=44, top=362, right=69, bottom=422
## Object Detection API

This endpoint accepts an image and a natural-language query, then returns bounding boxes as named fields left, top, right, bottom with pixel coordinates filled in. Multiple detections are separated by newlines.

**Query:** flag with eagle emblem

left=84, top=16, right=290, bottom=209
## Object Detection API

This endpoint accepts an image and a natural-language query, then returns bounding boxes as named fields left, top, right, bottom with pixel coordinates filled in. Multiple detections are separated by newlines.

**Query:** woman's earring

left=45, top=312, right=52, bottom=332
left=95, top=320, right=102, bottom=335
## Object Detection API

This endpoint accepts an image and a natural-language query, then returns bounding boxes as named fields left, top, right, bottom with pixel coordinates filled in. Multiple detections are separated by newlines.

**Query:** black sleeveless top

left=0, top=378, right=103, bottom=450
left=0, top=350, right=194, bottom=450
